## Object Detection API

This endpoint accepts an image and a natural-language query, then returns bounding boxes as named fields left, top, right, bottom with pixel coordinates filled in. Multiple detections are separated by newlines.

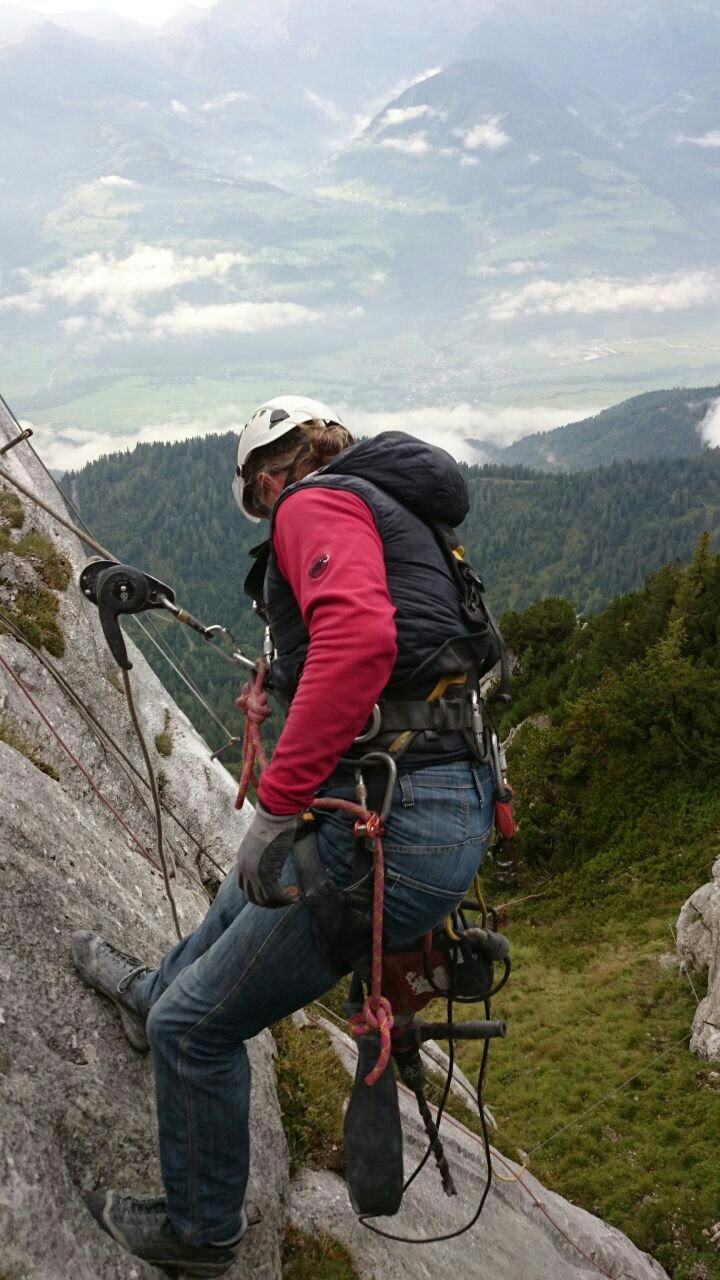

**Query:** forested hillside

left=65, top=433, right=720, bottom=758
left=497, top=384, right=720, bottom=471
left=475, top=537, right=720, bottom=1279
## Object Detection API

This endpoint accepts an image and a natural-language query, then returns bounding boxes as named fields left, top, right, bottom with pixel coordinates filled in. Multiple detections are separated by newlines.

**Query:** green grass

left=282, top=1226, right=359, bottom=1280
left=272, top=1016, right=347, bottom=1178
left=454, top=846, right=720, bottom=1280
left=0, top=491, right=24, bottom=530
left=13, top=530, right=71, bottom=591
left=0, top=715, right=59, bottom=780
left=1, top=587, right=66, bottom=657
left=154, top=708, right=173, bottom=758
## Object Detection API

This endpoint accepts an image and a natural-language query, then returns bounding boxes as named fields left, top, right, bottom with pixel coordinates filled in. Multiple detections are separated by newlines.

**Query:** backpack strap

left=431, top=521, right=511, bottom=704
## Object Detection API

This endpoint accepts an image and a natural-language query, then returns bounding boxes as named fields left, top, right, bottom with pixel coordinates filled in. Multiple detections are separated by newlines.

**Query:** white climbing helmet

left=233, top=394, right=345, bottom=521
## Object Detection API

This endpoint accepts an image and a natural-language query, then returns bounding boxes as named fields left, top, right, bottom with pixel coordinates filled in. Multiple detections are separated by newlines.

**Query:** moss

left=156, top=769, right=169, bottom=798
left=281, top=1225, right=359, bottom=1280
left=0, top=715, right=59, bottom=780
left=0, top=490, right=24, bottom=530
left=3, top=588, right=66, bottom=657
left=272, top=1017, right=347, bottom=1177
left=154, top=708, right=173, bottom=758
left=14, top=529, right=72, bottom=591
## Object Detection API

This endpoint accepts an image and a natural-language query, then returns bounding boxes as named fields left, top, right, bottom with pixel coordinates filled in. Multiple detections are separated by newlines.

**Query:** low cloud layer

left=201, top=90, right=255, bottom=111
left=378, top=132, right=430, bottom=155
left=338, top=402, right=601, bottom=462
left=489, top=270, right=718, bottom=320
left=0, top=246, right=250, bottom=319
left=676, top=130, right=720, bottom=148
left=25, top=400, right=601, bottom=473
left=456, top=116, right=511, bottom=151
left=22, top=412, right=243, bottom=474
left=699, top=398, right=720, bottom=447
left=149, top=301, right=321, bottom=337
left=98, top=175, right=140, bottom=188
left=381, top=105, right=445, bottom=127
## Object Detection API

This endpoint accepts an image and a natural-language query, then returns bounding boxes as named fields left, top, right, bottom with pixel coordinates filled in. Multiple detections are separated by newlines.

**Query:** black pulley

left=79, top=560, right=175, bottom=671
left=344, top=1030, right=404, bottom=1217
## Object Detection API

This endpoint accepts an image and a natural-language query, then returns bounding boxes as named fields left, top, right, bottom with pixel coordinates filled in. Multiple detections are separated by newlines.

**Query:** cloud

left=378, top=132, right=430, bottom=155
left=201, top=90, right=255, bottom=111
left=381, top=105, right=444, bottom=128
left=0, top=246, right=250, bottom=318
left=304, top=89, right=346, bottom=123
left=386, top=67, right=442, bottom=99
left=699, top=398, right=720, bottom=447
left=676, top=130, right=720, bottom=148
left=474, top=260, right=544, bottom=278
left=456, top=116, right=510, bottom=152
left=23, top=400, right=604, bottom=474
left=170, top=99, right=188, bottom=116
left=489, top=270, right=719, bottom=321
left=460, top=156, right=479, bottom=167
left=20, top=412, right=243, bottom=474
left=149, top=300, right=321, bottom=338
left=98, top=175, right=140, bottom=188
left=337, top=402, right=603, bottom=463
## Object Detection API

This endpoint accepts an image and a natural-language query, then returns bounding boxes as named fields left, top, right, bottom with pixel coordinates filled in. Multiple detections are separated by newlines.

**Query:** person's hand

left=237, top=803, right=302, bottom=906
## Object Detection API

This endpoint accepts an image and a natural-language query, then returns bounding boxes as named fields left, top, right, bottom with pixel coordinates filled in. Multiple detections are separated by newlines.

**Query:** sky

left=5, top=0, right=214, bottom=25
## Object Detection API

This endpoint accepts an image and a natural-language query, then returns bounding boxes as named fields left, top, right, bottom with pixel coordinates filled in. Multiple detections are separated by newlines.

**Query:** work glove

left=237, top=803, right=302, bottom=907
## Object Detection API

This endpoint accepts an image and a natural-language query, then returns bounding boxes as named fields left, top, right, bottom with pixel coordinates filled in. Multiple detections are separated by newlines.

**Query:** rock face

left=676, top=857, right=720, bottom=1061
left=0, top=416, right=670, bottom=1280
left=0, top=428, right=286, bottom=1280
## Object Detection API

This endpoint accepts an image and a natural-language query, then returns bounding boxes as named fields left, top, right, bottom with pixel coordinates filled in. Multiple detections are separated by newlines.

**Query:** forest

left=65, top=432, right=720, bottom=760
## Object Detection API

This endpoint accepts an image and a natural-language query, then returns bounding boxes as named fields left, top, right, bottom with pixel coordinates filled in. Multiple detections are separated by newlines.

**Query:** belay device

left=80, top=558, right=514, bottom=1239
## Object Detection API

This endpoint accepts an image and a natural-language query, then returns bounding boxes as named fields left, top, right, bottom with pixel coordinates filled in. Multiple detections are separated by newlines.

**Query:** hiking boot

left=87, top=1191, right=249, bottom=1278
left=71, top=931, right=150, bottom=1052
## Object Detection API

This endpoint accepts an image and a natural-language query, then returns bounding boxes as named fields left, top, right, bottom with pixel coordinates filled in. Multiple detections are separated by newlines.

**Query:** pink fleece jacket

left=256, top=487, right=398, bottom=814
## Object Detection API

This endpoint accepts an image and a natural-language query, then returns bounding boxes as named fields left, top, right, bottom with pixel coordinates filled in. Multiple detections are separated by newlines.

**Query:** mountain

left=320, top=57, right=622, bottom=209
left=3, top=0, right=720, bottom=465
left=495, top=384, right=720, bottom=470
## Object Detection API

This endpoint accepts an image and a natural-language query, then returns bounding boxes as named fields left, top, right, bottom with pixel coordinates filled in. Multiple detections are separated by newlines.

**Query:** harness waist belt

left=377, top=698, right=474, bottom=733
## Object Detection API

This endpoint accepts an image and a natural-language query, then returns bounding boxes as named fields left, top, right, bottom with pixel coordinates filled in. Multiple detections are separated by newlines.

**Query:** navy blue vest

left=254, top=432, right=497, bottom=700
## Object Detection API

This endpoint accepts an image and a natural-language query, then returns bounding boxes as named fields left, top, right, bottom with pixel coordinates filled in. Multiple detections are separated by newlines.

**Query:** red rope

left=0, top=653, right=161, bottom=872
left=234, top=675, right=394, bottom=1083
left=313, top=798, right=394, bottom=1084
left=234, top=661, right=269, bottom=809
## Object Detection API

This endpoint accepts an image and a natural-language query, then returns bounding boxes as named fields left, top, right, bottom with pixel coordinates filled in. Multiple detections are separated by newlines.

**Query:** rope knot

left=234, top=662, right=269, bottom=810
left=236, top=677, right=271, bottom=725
left=349, top=994, right=394, bottom=1085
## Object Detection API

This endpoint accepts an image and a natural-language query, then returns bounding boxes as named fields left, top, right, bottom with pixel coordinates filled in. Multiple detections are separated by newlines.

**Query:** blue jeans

left=133, top=760, right=494, bottom=1245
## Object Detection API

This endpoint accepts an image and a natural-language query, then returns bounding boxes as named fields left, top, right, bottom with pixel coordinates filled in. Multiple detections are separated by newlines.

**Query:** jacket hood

left=318, top=431, right=469, bottom=527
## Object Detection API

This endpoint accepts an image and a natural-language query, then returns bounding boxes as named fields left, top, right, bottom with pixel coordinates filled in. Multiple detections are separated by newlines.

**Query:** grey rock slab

left=676, top=853, right=720, bottom=1061
left=0, top=439, right=286, bottom=1279
left=288, top=1016, right=669, bottom=1280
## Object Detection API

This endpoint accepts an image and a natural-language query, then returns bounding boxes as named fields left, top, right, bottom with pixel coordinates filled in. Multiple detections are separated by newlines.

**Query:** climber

left=73, top=394, right=499, bottom=1277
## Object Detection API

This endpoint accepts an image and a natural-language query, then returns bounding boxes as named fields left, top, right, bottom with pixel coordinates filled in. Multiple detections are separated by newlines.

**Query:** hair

left=244, top=418, right=355, bottom=516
